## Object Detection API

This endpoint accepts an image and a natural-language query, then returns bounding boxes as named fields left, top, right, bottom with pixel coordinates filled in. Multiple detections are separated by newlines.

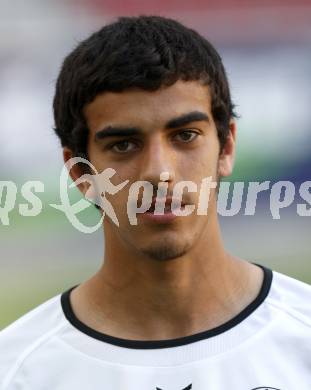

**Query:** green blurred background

left=1, top=0, right=310, bottom=330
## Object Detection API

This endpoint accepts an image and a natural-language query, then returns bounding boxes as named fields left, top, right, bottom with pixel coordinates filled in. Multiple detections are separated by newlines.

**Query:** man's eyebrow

left=94, top=111, right=210, bottom=142
left=94, top=126, right=142, bottom=142
left=165, top=111, right=210, bottom=129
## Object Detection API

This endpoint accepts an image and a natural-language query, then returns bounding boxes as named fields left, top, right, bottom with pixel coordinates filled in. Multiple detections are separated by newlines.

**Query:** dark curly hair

left=53, top=15, right=237, bottom=161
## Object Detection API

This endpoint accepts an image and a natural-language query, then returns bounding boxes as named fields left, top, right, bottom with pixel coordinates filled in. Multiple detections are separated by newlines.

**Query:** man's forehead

left=84, top=80, right=212, bottom=132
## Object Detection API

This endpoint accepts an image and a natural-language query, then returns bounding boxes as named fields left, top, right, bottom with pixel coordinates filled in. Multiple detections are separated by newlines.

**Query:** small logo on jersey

left=155, top=385, right=280, bottom=390
left=251, top=387, right=281, bottom=390
left=156, top=385, right=192, bottom=390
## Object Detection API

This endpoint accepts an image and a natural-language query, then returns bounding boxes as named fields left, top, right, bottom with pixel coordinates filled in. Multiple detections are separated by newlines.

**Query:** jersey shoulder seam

left=2, top=321, right=67, bottom=389
left=266, top=296, right=311, bottom=329
left=0, top=295, right=61, bottom=338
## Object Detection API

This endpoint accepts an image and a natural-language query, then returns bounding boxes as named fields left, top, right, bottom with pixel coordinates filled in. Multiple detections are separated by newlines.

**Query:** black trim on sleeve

left=61, top=263, right=273, bottom=349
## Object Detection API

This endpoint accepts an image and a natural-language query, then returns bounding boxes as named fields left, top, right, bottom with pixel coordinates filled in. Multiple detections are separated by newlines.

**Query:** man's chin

left=140, top=238, right=192, bottom=262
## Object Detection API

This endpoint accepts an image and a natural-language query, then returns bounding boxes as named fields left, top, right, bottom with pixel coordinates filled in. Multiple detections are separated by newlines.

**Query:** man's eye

left=110, top=140, right=138, bottom=153
left=174, top=130, right=198, bottom=142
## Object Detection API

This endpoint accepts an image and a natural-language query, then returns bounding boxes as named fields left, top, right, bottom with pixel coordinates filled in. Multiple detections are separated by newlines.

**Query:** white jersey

left=1, top=265, right=311, bottom=390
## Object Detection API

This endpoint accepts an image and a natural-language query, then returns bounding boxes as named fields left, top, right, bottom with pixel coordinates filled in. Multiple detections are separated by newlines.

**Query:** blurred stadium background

left=0, top=0, right=310, bottom=329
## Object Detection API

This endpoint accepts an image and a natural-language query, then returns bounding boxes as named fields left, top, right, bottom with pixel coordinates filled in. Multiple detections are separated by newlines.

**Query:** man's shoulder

left=0, top=292, right=67, bottom=387
left=268, top=268, right=311, bottom=328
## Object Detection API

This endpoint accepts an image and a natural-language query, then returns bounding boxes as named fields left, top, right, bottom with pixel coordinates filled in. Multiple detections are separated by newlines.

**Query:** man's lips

left=146, top=197, right=186, bottom=213
left=137, top=196, right=189, bottom=223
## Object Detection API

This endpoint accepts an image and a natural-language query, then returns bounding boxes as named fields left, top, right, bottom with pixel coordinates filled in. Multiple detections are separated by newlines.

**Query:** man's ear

left=63, top=147, right=89, bottom=195
left=217, top=120, right=237, bottom=178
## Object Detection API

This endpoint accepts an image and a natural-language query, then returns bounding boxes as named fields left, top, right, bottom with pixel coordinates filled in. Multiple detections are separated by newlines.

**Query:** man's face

left=83, top=80, right=235, bottom=261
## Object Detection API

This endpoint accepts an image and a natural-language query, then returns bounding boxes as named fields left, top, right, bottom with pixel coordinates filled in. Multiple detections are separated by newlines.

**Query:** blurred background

left=0, top=0, right=310, bottom=329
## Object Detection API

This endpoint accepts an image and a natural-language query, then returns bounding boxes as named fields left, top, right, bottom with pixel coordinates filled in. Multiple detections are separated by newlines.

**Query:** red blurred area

left=73, top=0, right=311, bottom=45
left=86, top=0, right=311, bottom=14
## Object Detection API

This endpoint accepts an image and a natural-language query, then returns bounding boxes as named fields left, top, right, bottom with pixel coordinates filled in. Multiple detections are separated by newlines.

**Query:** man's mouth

left=145, top=197, right=186, bottom=213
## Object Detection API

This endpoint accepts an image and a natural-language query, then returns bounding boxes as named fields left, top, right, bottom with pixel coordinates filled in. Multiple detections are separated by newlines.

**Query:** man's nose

left=139, top=136, right=176, bottom=188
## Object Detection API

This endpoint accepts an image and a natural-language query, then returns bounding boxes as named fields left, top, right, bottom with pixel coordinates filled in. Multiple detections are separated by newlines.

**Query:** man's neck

left=69, top=219, right=264, bottom=341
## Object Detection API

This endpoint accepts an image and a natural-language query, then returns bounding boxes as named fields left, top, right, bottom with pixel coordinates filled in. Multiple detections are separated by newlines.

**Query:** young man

left=1, top=16, right=310, bottom=390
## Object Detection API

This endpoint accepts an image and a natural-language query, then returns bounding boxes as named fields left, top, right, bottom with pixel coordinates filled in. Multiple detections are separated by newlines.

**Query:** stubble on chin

left=140, top=238, right=192, bottom=262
